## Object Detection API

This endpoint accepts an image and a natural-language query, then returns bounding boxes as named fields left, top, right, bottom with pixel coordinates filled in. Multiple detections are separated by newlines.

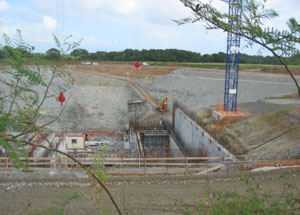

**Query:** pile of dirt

left=202, top=106, right=300, bottom=160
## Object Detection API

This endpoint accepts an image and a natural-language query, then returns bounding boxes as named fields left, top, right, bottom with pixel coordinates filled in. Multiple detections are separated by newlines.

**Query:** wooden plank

left=26, top=168, right=57, bottom=171
left=195, top=164, right=224, bottom=175
left=0, top=161, right=222, bottom=167
left=60, top=167, right=205, bottom=172
left=25, top=162, right=56, bottom=165
left=187, top=157, right=232, bottom=160
left=0, top=156, right=230, bottom=162
left=101, top=157, right=186, bottom=161
left=0, top=166, right=210, bottom=172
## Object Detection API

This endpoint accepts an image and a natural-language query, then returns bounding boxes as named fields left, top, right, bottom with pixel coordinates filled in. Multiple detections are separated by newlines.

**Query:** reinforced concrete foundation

left=173, top=107, right=234, bottom=158
left=128, top=100, right=147, bottom=113
left=212, top=110, right=248, bottom=122
left=140, top=130, right=169, bottom=147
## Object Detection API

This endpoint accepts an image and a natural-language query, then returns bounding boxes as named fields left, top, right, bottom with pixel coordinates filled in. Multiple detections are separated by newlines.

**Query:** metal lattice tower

left=224, top=0, right=242, bottom=112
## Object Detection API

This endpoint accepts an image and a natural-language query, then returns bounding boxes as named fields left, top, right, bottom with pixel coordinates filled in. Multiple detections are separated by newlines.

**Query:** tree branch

left=33, top=68, right=56, bottom=123
left=8, top=78, right=20, bottom=116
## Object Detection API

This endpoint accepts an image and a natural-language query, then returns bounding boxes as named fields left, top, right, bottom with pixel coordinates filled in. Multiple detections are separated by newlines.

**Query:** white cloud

left=3, top=0, right=300, bottom=54
left=111, top=0, right=136, bottom=16
left=0, top=1, right=9, bottom=11
left=43, top=16, right=56, bottom=29
left=0, top=15, right=58, bottom=50
left=143, top=21, right=180, bottom=40
left=66, top=0, right=137, bottom=17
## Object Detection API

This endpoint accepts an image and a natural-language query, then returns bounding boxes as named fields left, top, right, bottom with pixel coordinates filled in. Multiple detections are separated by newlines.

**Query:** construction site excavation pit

left=7, top=65, right=299, bottom=176
left=19, top=68, right=216, bottom=176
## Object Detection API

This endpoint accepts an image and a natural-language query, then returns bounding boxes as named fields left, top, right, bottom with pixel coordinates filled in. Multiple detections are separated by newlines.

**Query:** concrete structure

left=128, top=100, right=147, bottom=113
left=169, top=136, right=185, bottom=157
left=66, top=134, right=85, bottom=150
left=140, top=130, right=169, bottom=147
left=212, top=110, right=248, bottom=122
left=173, top=108, right=234, bottom=158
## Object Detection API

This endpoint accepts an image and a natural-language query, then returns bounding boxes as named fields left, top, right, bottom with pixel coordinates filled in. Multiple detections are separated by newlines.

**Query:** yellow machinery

left=158, top=96, right=168, bottom=112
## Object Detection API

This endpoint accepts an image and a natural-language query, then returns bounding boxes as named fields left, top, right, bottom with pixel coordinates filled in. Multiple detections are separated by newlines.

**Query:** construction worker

left=160, top=116, right=164, bottom=128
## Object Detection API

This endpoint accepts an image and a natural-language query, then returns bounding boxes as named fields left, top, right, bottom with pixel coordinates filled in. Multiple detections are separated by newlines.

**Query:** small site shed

left=66, top=134, right=85, bottom=150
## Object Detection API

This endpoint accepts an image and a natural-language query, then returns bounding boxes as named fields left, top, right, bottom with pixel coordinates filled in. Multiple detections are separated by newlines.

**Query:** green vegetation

left=171, top=173, right=300, bottom=215
left=45, top=48, right=61, bottom=60
left=1, top=46, right=297, bottom=65
left=70, top=48, right=89, bottom=60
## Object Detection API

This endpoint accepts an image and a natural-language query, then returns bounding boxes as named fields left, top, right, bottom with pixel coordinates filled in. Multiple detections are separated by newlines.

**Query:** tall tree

left=176, top=0, right=300, bottom=98
left=46, top=48, right=61, bottom=60
left=71, top=48, right=89, bottom=60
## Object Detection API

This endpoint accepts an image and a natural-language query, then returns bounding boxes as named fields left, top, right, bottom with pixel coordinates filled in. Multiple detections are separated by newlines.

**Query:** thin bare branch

left=3, top=135, right=122, bottom=215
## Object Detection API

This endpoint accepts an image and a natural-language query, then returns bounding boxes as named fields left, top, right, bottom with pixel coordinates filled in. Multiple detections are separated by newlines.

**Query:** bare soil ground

left=75, top=64, right=178, bottom=79
left=1, top=167, right=299, bottom=215
left=75, top=62, right=300, bottom=77
left=74, top=64, right=300, bottom=159
left=197, top=105, right=300, bottom=159
left=1, top=63, right=300, bottom=214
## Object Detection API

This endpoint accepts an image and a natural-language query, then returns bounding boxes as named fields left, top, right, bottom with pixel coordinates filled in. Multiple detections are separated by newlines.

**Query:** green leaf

left=102, top=144, right=108, bottom=154
left=96, top=169, right=107, bottom=181
left=0, top=138, right=15, bottom=151
left=85, top=168, right=92, bottom=177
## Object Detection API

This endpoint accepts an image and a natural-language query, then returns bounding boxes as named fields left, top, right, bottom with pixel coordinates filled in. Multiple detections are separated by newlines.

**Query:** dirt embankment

left=198, top=104, right=300, bottom=160
left=75, top=64, right=178, bottom=79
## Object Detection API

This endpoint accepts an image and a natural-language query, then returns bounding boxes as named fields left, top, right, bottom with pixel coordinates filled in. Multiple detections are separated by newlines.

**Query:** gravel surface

left=44, top=68, right=300, bottom=131
left=40, top=70, right=141, bottom=131
left=239, top=99, right=300, bottom=116
left=146, top=69, right=300, bottom=111
left=2, top=66, right=299, bottom=132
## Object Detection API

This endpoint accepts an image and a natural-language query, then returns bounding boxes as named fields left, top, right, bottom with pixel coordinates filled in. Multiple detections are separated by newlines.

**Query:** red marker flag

left=134, top=60, right=141, bottom=69
left=58, top=91, right=65, bottom=107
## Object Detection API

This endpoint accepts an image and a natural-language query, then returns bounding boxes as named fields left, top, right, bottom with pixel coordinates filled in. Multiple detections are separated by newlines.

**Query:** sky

left=0, top=0, right=299, bottom=55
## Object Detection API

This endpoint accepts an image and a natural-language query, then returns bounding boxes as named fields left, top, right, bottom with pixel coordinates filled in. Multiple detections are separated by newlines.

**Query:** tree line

left=1, top=46, right=297, bottom=65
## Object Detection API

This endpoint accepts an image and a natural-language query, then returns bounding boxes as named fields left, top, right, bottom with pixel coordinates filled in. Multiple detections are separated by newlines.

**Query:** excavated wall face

left=174, top=108, right=233, bottom=157
left=39, top=70, right=141, bottom=132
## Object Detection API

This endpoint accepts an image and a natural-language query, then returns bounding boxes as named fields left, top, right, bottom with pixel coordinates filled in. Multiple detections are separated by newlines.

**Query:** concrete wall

left=169, top=136, right=184, bottom=157
left=174, top=108, right=233, bottom=157
left=141, top=130, right=169, bottom=147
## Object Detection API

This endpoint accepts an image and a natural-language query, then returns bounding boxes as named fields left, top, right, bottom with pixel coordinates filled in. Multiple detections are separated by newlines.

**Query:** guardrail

left=0, top=156, right=231, bottom=175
